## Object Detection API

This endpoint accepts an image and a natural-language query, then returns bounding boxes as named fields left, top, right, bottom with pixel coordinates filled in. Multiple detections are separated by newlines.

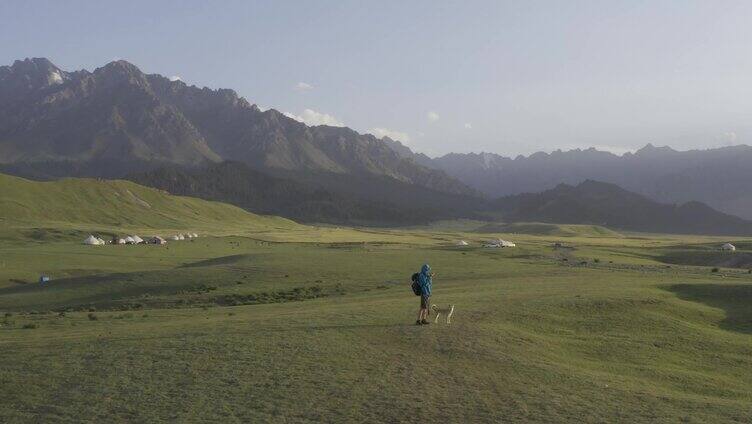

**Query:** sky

left=3, top=0, right=752, bottom=158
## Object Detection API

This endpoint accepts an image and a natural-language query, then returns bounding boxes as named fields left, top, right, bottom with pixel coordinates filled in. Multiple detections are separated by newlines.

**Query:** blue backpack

left=410, top=272, right=421, bottom=296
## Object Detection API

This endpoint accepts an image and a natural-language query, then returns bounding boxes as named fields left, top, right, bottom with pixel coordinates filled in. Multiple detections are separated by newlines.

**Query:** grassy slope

left=2, top=175, right=752, bottom=422
left=1, top=229, right=752, bottom=422
left=476, top=222, right=623, bottom=237
left=0, top=173, right=296, bottom=235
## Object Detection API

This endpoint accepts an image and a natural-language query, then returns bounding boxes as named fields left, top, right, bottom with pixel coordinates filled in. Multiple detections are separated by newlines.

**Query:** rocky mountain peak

left=0, top=57, right=68, bottom=94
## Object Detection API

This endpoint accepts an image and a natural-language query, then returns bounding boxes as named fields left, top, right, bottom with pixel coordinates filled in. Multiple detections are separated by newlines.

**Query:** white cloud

left=464, top=123, right=472, bottom=129
left=294, top=81, right=314, bottom=92
left=284, top=108, right=344, bottom=127
left=169, top=75, right=182, bottom=82
left=427, top=111, right=440, bottom=122
left=368, top=127, right=411, bottom=143
left=722, top=131, right=738, bottom=145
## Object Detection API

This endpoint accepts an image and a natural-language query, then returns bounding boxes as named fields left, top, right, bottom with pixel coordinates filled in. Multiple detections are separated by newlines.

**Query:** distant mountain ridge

left=0, top=57, right=472, bottom=197
left=490, top=180, right=752, bottom=236
left=126, top=161, right=483, bottom=226
left=384, top=141, right=752, bottom=219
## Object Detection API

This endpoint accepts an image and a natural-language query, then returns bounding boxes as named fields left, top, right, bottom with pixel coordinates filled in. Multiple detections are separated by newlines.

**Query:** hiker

left=416, top=264, right=433, bottom=325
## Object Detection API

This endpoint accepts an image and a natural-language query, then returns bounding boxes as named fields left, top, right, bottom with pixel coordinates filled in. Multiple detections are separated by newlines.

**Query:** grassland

left=2, top=176, right=752, bottom=422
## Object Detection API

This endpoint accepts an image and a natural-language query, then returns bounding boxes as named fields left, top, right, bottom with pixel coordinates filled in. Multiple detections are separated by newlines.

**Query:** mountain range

left=384, top=141, right=752, bottom=219
left=126, top=161, right=482, bottom=225
left=0, top=58, right=470, bottom=194
left=2, top=57, right=752, bottom=234
left=490, top=180, right=752, bottom=236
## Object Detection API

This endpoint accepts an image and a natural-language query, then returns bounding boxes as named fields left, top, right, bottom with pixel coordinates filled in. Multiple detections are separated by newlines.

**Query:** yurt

left=131, top=235, right=144, bottom=244
left=150, top=236, right=167, bottom=245
left=191, top=233, right=199, bottom=238
left=186, top=233, right=194, bottom=239
left=124, top=236, right=136, bottom=245
left=721, top=243, right=736, bottom=251
left=116, top=238, right=126, bottom=245
left=499, top=239, right=516, bottom=247
left=97, top=237, right=106, bottom=245
left=170, top=235, right=180, bottom=241
left=177, top=234, right=185, bottom=240
left=456, top=240, right=469, bottom=246
left=83, top=235, right=102, bottom=245
left=484, top=239, right=516, bottom=248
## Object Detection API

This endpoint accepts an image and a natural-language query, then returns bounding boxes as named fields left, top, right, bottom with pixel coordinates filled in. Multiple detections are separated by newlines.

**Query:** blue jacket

left=418, top=264, right=432, bottom=296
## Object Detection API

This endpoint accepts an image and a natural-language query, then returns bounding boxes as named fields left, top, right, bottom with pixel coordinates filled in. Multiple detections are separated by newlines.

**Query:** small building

left=150, top=236, right=167, bottom=245
left=721, top=243, right=736, bottom=251
left=83, top=235, right=103, bottom=245
left=484, top=239, right=516, bottom=248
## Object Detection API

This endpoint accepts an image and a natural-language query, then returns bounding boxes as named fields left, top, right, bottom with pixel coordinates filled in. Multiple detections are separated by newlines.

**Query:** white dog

left=431, top=304, right=455, bottom=324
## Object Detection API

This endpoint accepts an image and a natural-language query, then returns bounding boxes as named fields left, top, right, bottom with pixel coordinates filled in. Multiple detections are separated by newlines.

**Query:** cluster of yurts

left=83, top=233, right=199, bottom=246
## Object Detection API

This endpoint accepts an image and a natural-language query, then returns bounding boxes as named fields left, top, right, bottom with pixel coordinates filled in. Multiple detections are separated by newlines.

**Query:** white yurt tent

left=170, top=235, right=180, bottom=241
left=116, top=238, right=126, bottom=245
left=96, top=237, right=106, bottom=245
left=191, top=233, right=199, bottom=238
left=124, top=236, right=136, bottom=245
left=484, top=239, right=516, bottom=248
left=83, top=235, right=103, bottom=245
left=186, top=233, right=194, bottom=239
left=721, top=243, right=736, bottom=251
left=177, top=234, right=185, bottom=240
left=131, top=235, right=144, bottom=244
left=499, top=239, right=516, bottom=247
left=150, top=236, right=167, bottom=245
left=456, top=240, right=469, bottom=246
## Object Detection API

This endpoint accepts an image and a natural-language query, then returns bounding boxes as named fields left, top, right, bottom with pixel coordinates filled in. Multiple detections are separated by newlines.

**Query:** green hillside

left=3, top=172, right=752, bottom=422
left=475, top=222, right=622, bottom=237
left=0, top=173, right=296, bottom=234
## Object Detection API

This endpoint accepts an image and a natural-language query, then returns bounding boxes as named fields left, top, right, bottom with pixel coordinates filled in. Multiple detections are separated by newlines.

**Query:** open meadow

left=3, top=207, right=752, bottom=422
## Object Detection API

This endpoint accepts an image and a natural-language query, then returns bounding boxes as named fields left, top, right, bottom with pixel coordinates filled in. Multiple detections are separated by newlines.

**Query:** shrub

left=87, top=313, right=98, bottom=321
left=711, top=267, right=719, bottom=273
left=4, top=312, right=12, bottom=318
left=22, top=323, right=38, bottom=329
left=593, top=258, right=600, bottom=263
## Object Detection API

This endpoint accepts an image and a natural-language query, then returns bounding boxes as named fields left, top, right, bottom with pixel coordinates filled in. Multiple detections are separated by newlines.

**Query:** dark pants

left=420, top=294, right=430, bottom=309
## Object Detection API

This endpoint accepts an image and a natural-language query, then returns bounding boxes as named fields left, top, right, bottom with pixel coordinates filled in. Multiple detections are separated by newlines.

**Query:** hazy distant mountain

left=490, top=180, right=752, bottom=236
left=0, top=58, right=473, bottom=198
left=127, top=161, right=483, bottom=226
left=393, top=144, right=752, bottom=219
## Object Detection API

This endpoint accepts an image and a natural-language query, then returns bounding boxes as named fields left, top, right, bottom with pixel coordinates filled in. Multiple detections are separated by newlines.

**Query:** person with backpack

left=413, top=263, right=433, bottom=325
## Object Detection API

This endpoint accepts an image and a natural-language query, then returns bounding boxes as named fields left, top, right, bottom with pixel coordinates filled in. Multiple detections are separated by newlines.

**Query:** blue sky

left=3, top=0, right=752, bottom=157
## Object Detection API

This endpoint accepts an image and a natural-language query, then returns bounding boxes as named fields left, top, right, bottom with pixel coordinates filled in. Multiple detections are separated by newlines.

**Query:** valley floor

left=1, top=225, right=752, bottom=422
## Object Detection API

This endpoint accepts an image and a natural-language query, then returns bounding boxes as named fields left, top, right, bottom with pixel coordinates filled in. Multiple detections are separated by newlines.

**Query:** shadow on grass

left=667, top=283, right=752, bottom=335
